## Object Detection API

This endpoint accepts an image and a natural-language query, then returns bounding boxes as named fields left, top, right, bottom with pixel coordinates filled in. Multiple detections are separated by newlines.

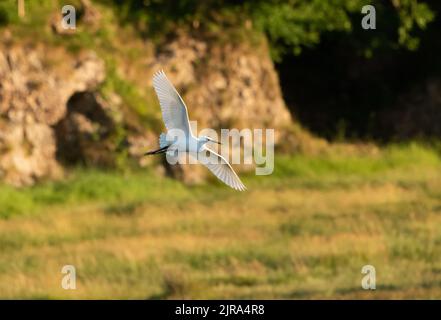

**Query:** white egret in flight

left=145, top=70, right=246, bottom=191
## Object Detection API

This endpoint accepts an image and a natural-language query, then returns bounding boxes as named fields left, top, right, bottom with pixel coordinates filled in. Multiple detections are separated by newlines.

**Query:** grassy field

left=0, top=144, right=440, bottom=299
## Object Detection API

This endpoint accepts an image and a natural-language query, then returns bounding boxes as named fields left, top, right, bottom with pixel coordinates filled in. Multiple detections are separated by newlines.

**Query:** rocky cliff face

left=151, top=34, right=292, bottom=183
left=0, top=40, right=106, bottom=186
left=152, top=34, right=291, bottom=131
left=0, top=28, right=293, bottom=186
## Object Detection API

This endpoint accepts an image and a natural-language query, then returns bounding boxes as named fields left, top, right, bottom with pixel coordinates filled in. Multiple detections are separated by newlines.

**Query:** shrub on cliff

left=107, top=0, right=435, bottom=60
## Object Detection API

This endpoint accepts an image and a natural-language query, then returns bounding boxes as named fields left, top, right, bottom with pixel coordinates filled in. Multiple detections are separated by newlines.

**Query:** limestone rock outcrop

left=151, top=34, right=292, bottom=183
left=0, top=31, right=294, bottom=186
left=0, top=43, right=105, bottom=185
left=152, top=34, right=291, bottom=132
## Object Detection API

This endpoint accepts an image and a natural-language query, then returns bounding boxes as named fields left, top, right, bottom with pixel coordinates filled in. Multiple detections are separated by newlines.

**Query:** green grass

left=275, top=143, right=440, bottom=178
left=0, top=143, right=438, bottom=219
left=0, top=143, right=440, bottom=299
left=0, top=144, right=434, bottom=218
left=0, top=1, right=439, bottom=299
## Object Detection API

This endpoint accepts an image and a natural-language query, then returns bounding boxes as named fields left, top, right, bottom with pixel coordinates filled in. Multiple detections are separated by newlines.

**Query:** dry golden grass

left=0, top=144, right=440, bottom=299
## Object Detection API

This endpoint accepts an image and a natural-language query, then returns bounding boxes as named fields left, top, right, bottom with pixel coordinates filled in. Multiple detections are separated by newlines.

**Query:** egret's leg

left=144, top=145, right=169, bottom=156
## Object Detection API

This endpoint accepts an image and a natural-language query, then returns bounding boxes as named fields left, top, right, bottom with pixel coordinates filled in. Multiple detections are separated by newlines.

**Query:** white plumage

left=152, top=70, right=192, bottom=134
left=149, top=70, right=246, bottom=191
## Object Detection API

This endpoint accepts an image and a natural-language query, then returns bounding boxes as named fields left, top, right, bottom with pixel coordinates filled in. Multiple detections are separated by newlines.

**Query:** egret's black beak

left=207, top=138, right=221, bottom=144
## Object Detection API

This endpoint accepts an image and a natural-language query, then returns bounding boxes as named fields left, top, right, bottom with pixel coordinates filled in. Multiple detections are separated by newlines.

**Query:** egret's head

left=200, top=136, right=221, bottom=145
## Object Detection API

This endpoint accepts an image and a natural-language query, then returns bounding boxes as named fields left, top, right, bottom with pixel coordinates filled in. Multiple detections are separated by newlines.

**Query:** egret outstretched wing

left=200, top=147, right=246, bottom=191
left=150, top=70, right=246, bottom=192
left=152, top=70, right=192, bottom=134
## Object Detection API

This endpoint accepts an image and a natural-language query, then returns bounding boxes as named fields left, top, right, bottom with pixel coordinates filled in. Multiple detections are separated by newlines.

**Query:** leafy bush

left=105, top=0, right=435, bottom=60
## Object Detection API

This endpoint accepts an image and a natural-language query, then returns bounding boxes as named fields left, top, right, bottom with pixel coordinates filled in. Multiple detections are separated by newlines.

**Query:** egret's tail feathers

left=159, top=133, right=168, bottom=148
left=145, top=133, right=170, bottom=156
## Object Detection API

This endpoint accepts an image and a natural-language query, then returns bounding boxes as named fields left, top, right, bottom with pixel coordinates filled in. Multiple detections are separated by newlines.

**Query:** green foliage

left=251, top=0, right=435, bottom=59
left=396, top=0, right=435, bottom=50
left=0, top=0, right=16, bottom=26
left=106, top=0, right=435, bottom=60
left=250, top=0, right=363, bottom=59
left=100, top=58, right=163, bottom=132
left=0, top=0, right=436, bottom=60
